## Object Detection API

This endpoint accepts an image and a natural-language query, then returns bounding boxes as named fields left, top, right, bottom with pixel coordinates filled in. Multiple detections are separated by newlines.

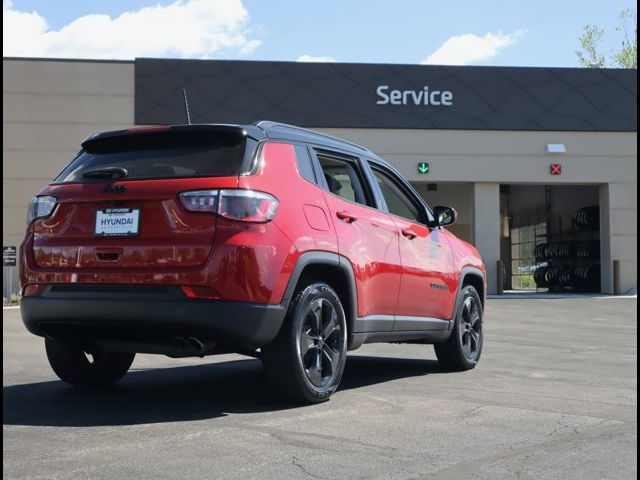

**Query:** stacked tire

left=535, top=241, right=600, bottom=261
left=534, top=242, right=574, bottom=260
left=575, top=241, right=600, bottom=259
left=575, top=206, right=599, bottom=229
left=532, top=206, right=600, bottom=292
left=533, top=264, right=600, bottom=291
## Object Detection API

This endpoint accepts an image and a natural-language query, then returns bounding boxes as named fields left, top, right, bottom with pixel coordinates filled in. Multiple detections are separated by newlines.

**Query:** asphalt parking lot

left=3, top=297, right=637, bottom=480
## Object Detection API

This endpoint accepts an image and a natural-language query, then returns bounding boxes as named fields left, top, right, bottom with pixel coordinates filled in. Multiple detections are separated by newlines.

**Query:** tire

left=262, top=282, right=348, bottom=404
left=434, top=285, right=484, bottom=371
left=45, top=337, right=135, bottom=387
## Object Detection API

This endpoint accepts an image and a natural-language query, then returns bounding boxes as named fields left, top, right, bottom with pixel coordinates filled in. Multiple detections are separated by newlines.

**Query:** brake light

left=218, top=190, right=279, bottom=223
left=178, top=190, right=219, bottom=213
left=26, top=196, right=57, bottom=224
left=125, top=126, right=171, bottom=133
left=178, top=190, right=279, bottom=223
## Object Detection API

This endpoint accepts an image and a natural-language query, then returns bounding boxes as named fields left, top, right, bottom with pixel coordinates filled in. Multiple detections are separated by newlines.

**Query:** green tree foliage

left=577, top=25, right=607, bottom=67
left=613, top=8, right=637, bottom=68
left=576, top=8, right=637, bottom=68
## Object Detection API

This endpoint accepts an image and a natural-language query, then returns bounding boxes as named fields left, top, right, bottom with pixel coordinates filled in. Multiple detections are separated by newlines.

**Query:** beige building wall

left=3, top=59, right=135, bottom=297
left=3, top=58, right=637, bottom=297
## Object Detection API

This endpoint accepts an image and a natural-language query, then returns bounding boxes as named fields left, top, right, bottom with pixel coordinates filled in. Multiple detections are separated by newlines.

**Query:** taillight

left=218, top=190, right=279, bottom=223
left=26, top=196, right=57, bottom=224
left=178, top=190, right=219, bottom=213
left=178, top=189, right=279, bottom=223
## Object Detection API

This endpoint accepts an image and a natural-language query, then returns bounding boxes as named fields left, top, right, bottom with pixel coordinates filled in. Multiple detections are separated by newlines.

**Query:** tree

left=576, top=8, right=637, bottom=69
left=613, top=8, right=637, bottom=68
left=577, top=25, right=607, bottom=68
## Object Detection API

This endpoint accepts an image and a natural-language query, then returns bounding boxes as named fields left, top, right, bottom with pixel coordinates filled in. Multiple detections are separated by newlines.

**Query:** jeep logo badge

left=102, top=184, right=127, bottom=193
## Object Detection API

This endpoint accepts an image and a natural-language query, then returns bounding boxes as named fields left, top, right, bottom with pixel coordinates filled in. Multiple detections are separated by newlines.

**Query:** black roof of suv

left=82, top=120, right=388, bottom=166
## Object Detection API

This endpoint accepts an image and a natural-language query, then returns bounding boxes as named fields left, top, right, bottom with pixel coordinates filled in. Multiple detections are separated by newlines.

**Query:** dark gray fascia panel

left=135, top=58, right=637, bottom=132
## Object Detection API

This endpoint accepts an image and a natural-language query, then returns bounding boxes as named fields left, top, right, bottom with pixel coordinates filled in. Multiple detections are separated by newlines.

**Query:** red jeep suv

left=20, top=121, right=486, bottom=403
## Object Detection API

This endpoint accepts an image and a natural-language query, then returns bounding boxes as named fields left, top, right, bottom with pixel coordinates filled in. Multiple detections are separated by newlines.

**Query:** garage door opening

left=500, top=185, right=602, bottom=293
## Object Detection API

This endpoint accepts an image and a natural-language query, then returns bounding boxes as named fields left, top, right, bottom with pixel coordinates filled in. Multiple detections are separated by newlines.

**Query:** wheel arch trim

left=281, top=251, right=358, bottom=341
left=449, top=266, right=486, bottom=328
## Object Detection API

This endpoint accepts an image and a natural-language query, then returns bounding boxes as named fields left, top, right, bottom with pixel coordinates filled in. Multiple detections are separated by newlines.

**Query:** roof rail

left=253, top=120, right=370, bottom=153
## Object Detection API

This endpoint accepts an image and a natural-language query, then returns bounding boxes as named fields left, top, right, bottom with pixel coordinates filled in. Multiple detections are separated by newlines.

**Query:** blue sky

left=3, top=0, right=637, bottom=67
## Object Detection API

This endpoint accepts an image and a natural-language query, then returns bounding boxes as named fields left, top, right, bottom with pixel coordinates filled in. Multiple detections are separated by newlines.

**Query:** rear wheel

left=262, top=282, right=348, bottom=404
left=45, top=337, right=135, bottom=387
left=434, top=285, right=483, bottom=371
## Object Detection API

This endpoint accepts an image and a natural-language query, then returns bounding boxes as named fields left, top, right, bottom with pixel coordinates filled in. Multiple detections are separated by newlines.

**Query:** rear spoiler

left=81, top=124, right=265, bottom=152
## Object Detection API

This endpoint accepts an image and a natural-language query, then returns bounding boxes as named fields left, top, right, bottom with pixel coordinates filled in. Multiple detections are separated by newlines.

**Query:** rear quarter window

left=294, top=145, right=317, bottom=184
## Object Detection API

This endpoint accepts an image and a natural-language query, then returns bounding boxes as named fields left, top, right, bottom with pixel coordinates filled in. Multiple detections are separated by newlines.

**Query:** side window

left=372, top=168, right=423, bottom=223
left=316, top=152, right=372, bottom=207
left=293, top=144, right=317, bottom=184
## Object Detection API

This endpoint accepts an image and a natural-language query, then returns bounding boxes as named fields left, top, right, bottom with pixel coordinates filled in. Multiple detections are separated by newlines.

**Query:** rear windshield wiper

left=81, top=167, right=128, bottom=179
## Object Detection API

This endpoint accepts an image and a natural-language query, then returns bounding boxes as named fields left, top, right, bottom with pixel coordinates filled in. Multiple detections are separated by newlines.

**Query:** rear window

left=53, top=131, right=257, bottom=183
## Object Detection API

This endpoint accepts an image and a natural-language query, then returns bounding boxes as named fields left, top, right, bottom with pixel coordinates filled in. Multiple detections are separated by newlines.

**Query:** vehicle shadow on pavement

left=3, top=355, right=444, bottom=427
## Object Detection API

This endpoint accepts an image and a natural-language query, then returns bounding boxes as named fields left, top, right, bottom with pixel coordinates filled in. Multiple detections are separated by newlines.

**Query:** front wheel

left=45, top=337, right=135, bottom=387
left=434, top=285, right=484, bottom=371
left=262, top=282, right=348, bottom=404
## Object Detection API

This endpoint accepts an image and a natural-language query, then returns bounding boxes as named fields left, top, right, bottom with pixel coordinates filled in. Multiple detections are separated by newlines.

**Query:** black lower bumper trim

left=21, top=286, right=286, bottom=350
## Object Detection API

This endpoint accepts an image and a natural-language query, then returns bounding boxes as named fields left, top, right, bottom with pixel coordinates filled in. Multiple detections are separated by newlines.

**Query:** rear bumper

left=21, top=285, right=286, bottom=350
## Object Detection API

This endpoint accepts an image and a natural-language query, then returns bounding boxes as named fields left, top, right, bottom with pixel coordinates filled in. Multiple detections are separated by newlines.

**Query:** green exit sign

left=417, top=162, right=430, bottom=174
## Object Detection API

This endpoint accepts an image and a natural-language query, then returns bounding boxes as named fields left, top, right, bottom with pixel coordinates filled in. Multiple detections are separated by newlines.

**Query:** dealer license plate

left=95, top=208, right=140, bottom=236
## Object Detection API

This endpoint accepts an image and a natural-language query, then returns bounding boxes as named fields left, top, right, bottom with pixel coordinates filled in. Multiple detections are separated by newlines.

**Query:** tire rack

left=533, top=206, right=601, bottom=293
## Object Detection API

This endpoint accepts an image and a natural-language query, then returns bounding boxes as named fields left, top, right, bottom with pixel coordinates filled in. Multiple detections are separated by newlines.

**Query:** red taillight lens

left=181, top=286, right=221, bottom=300
left=178, top=190, right=219, bottom=213
left=217, top=190, right=279, bottom=223
left=26, top=196, right=57, bottom=224
left=178, top=189, right=278, bottom=223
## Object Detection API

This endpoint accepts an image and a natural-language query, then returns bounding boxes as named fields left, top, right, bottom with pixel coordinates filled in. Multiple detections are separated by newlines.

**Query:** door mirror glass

left=433, top=206, right=457, bottom=227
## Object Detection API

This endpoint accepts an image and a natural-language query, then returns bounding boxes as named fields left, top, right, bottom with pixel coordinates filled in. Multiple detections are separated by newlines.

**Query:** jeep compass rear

left=21, top=121, right=486, bottom=403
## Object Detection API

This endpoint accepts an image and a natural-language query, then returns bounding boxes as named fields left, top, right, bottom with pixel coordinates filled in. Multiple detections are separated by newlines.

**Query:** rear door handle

left=401, top=228, right=417, bottom=240
left=336, top=211, right=357, bottom=223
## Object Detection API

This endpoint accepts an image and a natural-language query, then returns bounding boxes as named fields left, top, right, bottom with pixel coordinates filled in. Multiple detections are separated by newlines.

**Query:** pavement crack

left=244, top=425, right=397, bottom=458
left=291, top=456, right=328, bottom=479
left=408, top=421, right=635, bottom=480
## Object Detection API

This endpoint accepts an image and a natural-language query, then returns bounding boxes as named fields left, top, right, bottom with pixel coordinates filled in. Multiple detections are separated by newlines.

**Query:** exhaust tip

left=187, top=337, right=205, bottom=356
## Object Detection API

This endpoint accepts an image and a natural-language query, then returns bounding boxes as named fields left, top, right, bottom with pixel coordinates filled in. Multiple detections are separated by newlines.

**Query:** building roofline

left=3, top=56, right=637, bottom=74
left=3, top=56, right=133, bottom=64
left=136, top=57, right=637, bottom=74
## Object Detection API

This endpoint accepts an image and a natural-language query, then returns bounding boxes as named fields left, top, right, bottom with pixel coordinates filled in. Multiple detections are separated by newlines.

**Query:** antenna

left=182, top=88, right=192, bottom=125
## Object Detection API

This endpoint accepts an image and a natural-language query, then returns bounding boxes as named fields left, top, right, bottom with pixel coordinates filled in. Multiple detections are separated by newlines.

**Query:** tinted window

left=372, top=168, right=423, bottom=223
left=316, top=153, right=372, bottom=206
left=294, top=145, right=317, bottom=184
left=54, top=132, right=255, bottom=183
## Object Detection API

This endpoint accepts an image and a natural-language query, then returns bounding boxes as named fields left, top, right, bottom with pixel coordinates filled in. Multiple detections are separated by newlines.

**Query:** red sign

left=550, top=164, right=562, bottom=175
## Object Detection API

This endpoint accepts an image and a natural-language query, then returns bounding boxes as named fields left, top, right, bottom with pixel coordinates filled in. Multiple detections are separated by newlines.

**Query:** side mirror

left=433, top=206, right=457, bottom=227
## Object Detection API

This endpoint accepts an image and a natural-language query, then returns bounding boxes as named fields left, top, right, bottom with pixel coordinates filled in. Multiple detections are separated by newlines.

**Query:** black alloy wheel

left=262, top=282, right=348, bottom=403
left=459, top=295, right=482, bottom=363
left=298, top=297, right=344, bottom=388
left=434, top=285, right=484, bottom=371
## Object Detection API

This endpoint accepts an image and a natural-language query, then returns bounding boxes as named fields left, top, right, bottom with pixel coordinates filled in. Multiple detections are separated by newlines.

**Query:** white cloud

left=2, top=0, right=261, bottom=59
left=297, top=55, right=336, bottom=63
left=421, top=30, right=526, bottom=66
